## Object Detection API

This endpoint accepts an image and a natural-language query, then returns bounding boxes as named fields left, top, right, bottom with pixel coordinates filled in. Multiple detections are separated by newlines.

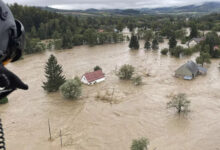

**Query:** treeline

left=196, top=13, right=220, bottom=31
left=10, top=4, right=126, bottom=54
left=9, top=3, right=220, bottom=55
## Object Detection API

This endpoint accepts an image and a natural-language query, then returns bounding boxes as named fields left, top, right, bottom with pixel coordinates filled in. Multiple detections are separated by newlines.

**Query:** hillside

left=45, top=2, right=220, bottom=15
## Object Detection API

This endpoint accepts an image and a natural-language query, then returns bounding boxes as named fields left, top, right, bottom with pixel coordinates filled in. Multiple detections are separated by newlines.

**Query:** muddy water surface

left=1, top=40, right=220, bottom=150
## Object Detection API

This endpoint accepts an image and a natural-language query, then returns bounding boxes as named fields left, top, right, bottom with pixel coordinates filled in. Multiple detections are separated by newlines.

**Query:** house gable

left=175, top=61, right=199, bottom=78
left=175, top=65, right=192, bottom=77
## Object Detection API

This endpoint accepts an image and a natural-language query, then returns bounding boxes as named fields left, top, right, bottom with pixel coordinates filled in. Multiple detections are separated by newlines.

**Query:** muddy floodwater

left=1, top=40, right=220, bottom=150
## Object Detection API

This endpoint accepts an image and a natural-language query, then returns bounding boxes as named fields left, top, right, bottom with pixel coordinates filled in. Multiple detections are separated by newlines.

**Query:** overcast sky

left=5, top=0, right=220, bottom=10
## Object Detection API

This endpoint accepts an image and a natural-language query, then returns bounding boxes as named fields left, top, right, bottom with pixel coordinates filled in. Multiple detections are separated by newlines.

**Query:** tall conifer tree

left=129, top=35, right=139, bottom=49
left=42, top=55, right=66, bottom=92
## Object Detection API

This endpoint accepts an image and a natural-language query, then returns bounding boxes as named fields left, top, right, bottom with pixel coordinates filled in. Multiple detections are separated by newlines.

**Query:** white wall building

left=81, top=70, right=105, bottom=85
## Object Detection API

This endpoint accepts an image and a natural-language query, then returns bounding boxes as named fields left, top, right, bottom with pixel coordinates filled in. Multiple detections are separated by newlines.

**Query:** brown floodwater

left=1, top=40, right=220, bottom=150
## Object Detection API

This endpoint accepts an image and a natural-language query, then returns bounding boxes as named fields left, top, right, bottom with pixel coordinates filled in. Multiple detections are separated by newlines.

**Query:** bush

left=161, top=48, right=168, bottom=55
left=132, top=76, right=142, bottom=86
left=131, top=137, right=149, bottom=150
left=60, top=77, right=82, bottom=100
left=118, top=64, right=135, bottom=80
left=0, top=97, right=8, bottom=104
left=94, top=66, right=102, bottom=71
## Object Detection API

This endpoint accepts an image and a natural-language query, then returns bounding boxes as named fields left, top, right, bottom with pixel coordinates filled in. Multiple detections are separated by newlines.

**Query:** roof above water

left=198, top=66, right=207, bottom=73
left=83, top=70, right=105, bottom=83
left=191, top=37, right=205, bottom=43
left=184, top=61, right=199, bottom=74
left=176, top=61, right=199, bottom=75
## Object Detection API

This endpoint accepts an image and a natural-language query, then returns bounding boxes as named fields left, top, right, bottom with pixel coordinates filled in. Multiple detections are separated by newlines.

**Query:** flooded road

left=1, top=40, right=220, bottom=150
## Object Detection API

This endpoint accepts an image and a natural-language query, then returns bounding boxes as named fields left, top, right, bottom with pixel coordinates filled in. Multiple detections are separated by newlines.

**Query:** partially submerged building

left=175, top=61, right=207, bottom=80
left=187, top=37, right=205, bottom=48
left=81, top=70, right=105, bottom=85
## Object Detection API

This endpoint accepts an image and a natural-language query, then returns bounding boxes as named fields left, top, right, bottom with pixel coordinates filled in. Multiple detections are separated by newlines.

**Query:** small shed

left=175, top=61, right=199, bottom=80
left=81, top=70, right=105, bottom=85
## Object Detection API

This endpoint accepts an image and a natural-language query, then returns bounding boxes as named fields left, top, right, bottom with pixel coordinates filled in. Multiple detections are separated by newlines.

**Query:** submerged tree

left=129, top=35, right=140, bottom=49
left=169, top=34, right=177, bottom=49
left=0, top=97, right=8, bottom=104
left=62, top=28, right=73, bottom=49
left=144, top=40, right=151, bottom=49
left=169, top=46, right=184, bottom=58
left=196, top=52, right=211, bottom=66
left=161, top=48, right=169, bottom=55
left=42, top=54, right=66, bottom=92
left=94, top=66, right=102, bottom=71
left=190, top=23, right=198, bottom=39
left=118, top=64, right=135, bottom=80
left=132, top=75, right=142, bottom=86
left=167, top=93, right=190, bottom=114
left=131, top=137, right=149, bottom=150
left=152, top=38, right=159, bottom=50
left=143, top=30, right=153, bottom=41
left=60, top=77, right=82, bottom=99
left=203, top=32, right=220, bottom=57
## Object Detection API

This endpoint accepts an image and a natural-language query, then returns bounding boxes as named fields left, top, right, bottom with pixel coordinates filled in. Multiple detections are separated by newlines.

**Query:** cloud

left=5, top=0, right=220, bottom=9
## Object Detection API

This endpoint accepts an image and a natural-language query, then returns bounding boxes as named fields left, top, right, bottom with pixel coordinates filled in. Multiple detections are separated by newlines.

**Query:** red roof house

left=214, top=45, right=219, bottom=51
left=81, top=70, right=105, bottom=85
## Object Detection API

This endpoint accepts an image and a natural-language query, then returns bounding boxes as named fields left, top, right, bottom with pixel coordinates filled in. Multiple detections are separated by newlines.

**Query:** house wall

left=95, top=77, right=105, bottom=83
left=89, top=78, right=105, bottom=85
left=189, top=40, right=197, bottom=48
left=81, top=76, right=105, bottom=85
left=81, top=76, right=89, bottom=84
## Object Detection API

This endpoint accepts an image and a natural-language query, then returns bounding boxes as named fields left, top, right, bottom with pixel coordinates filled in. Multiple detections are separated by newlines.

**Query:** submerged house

left=81, top=70, right=105, bottom=85
left=175, top=61, right=207, bottom=80
left=187, top=37, right=205, bottom=48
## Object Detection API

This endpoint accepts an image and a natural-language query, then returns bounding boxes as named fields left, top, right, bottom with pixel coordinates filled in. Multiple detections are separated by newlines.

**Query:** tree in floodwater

left=118, top=64, right=135, bottom=80
left=129, top=35, right=140, bottom=49
left=144, top=40, right=151, bottom=49
left=62, top=28, right=73, bottom=49
left=169, top=34, right=177, bottom=49
left=132, top=75, right=142, bottom=86
left=0, top=97, right=8, bottom=104
left=84, top=28, right=97, bottom=46
left=203, top=32, right=220, bottom=58
left=94, top=66, right=102, bottom=71
left=167, top=93, right=190, bottom=114
left=190, top=23, right=198, bottom=39
left=196, top=52, right=211, bottom=66
left=42, top=54, right=66, bottom=92
left=143, top=30, right=153, bottom=41
left=60, top=77, right=82, bottom=100
left=131, top=137, right=149, bottom=150
left=152, top=38, right=159, bottom=50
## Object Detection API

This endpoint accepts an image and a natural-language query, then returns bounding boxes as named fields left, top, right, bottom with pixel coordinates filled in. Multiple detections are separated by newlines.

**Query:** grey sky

left=5, top=0, right=220, bottom=10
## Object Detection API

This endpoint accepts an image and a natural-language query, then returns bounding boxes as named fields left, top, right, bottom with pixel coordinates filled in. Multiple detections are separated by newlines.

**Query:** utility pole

left=48, top=119, right=52, bottom=141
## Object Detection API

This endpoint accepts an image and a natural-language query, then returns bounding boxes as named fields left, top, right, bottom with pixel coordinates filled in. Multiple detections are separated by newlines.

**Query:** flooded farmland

left=1, top=40, right=220, bottom=150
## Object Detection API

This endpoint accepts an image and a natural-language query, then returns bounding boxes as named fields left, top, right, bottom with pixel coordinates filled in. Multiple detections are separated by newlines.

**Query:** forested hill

left=44, top=2, right=220, bottom=15
left=9, top=3, right=220, bottom=55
